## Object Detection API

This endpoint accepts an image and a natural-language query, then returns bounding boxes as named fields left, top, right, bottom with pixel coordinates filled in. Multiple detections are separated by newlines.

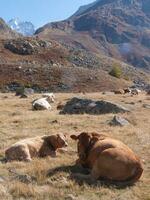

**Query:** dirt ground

left=0, top=92, right=149, bottom=200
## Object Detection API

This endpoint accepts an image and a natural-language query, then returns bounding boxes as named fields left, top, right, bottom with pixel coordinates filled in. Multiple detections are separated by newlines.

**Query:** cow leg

left=91, top=161, right=102, bottom=180
left=5, top=146, right=32, bottom=162
left=20, top=146, right=32, bottom=162
left=95, top=148, right=138, bottom=181
left=48, top=150, right=56, bottom=157
left=39, top=145, right=56, bottom=157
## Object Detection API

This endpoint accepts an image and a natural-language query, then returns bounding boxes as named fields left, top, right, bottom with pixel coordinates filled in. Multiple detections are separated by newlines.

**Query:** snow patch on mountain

left=8, top=18, right=35, bottom=36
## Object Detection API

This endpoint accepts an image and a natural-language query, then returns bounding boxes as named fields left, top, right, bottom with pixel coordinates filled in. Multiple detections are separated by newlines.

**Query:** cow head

left=46, top=96, right=55, bottom=103
left=44, top=134, right=68, bottom=150
left=71, top=132, right=102, bottom=161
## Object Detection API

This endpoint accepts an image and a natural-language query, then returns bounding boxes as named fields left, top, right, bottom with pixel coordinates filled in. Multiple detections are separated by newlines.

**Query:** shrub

left=109, top=64, right=122, bottom=78
left=15, top=86, right=25, bottom=96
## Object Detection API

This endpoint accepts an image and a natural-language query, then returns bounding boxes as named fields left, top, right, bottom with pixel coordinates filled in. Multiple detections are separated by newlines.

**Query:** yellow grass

left=0, top=92, right=150, bottom=200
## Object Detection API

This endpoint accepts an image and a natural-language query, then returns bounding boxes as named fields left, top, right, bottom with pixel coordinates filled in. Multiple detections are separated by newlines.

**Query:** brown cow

left=124, top=88, right=131, bottom=94
left=147, top=90, right=150, bottom=95
left=5, top=134, right=68, bottom=162
left=113, top=89, right=125, bottom=94
left=71, top=132, right=143, bottom=185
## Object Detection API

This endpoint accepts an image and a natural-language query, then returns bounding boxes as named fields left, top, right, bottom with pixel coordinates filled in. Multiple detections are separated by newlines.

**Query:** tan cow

left=71, top=132, right=143, bottom=185
left=5, top=134, right=68, bottom=162
left=113, top=89, right=125, bottom=94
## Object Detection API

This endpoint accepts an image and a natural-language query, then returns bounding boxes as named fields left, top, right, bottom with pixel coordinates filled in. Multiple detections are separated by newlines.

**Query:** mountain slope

left=35, top=0, right=150, bottom=70
left=0, top=35, right=150, bottom=92
left=0, top=36, right=133, bottom=92
left=0, top=2, right=150, bottom=92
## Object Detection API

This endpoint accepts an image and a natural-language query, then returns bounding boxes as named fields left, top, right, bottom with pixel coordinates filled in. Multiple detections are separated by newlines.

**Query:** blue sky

left=0, top=0, right=94, bottom=28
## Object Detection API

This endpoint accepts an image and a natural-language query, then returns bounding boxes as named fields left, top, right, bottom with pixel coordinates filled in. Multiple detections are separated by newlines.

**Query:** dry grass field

left=0, top=92, right=149, bottom=200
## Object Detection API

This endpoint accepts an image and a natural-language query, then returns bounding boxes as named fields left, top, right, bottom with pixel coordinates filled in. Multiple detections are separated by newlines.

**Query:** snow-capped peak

left=8, top=18, right=35, bottom=36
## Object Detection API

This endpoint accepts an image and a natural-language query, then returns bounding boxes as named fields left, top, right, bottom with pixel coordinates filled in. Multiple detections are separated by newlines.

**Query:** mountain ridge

left=35, top=0, right=150, bottom=70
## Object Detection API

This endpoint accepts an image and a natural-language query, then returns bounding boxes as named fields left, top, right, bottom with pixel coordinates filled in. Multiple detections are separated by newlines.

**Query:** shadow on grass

left=47, top=164, right=133, bottom=189
left=47, top=164, right=89, bottom=177
left=0, top=156, right=7, bottom=163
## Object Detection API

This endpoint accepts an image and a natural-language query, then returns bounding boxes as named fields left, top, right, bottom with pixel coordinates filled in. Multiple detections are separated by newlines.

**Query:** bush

left=109, top=64, right=122, bottom=78
left=15, top=86, right=25, bottom=96
left=124, top=75, right=130, bottom=81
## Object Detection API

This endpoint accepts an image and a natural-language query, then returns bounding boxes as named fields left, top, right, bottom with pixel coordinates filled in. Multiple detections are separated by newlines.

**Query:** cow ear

left=42, top=135, right=51, bottom=142
left=70, top=135, right=78, bottom=140
left=42, top=135, right=48, bottom=140
left=91, top=132, right=100, bottom=137
left=90, top=136, right=99, bottom=144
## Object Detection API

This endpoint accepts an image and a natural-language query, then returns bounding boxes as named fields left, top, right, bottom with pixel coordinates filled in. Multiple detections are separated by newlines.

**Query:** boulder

left=143, top=104, right=150, bottom=109
left=109, top=116, right=129, bottom=127
left=16, top=87, right=34, bottom=97
left=4, top=39, right=52, bottom=55
left=60, top=97, right=129, bottom=115
left=24, top=88, right=34, bottom=95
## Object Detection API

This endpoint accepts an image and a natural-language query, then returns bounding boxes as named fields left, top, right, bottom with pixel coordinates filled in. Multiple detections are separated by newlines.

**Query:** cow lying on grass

left=5, top=134, right=68, bottom=162
left=71, top=132, right=143, bottom=185
left=42, top=93, right=55, bottom=103
left=32, top=97, right=52, bottom=110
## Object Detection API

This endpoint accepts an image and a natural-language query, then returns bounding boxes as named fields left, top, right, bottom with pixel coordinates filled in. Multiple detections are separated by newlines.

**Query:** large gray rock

left=109, top=115, right=129, bottom=126
left=4, top=38, right=51, bottom=55
left=60, top=97, right=129, bottom=115
left=16, top=87, right=34, bottom=97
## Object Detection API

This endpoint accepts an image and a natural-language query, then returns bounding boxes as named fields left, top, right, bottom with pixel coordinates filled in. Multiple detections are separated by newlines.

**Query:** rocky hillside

left=0, top=2, right=150, bottom=92
left=35, top=0, right=150, bottom=70
left=0, top=36, right=150, bottom=92
left=0, top=37, right=132, bottom=92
